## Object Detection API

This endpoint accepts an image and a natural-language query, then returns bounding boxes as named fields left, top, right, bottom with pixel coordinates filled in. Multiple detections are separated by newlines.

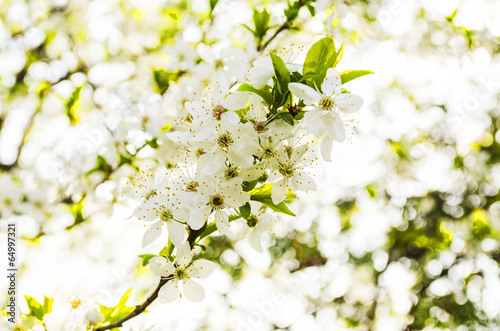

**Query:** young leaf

left=302, top=37, right=340, bottom=89
left=252, top=8, right=271, bottom=40
left=238, top=84, right=273, bottom=105
left=248, top=184, right=296, bottom=216
left=25, top=295, right=43, bottom=321
left=209, top=0, right=219, bottom=16
left=138, top=254, right=157, bottom=267
left=340, top=70, right=374, bottom=85
left=270, top=53, right=290, bottom=94
left=65, top=85, right=83, bottom=125
left=278, top=112, right=294, bottom=126
left=242, top=180, right=258, bottom=192
left=239, top=202, right=251, bottom=219
left=153, top=69, right=182, bottom=94
left=270, top=53, right=291, bottom=110
left=99, top=288, right=135, bottom=325
left=333, top=41, right=345, bottom=67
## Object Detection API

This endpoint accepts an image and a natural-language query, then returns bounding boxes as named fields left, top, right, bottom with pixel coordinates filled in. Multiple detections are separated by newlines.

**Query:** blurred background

left=1, top=0, right=500, bottom=330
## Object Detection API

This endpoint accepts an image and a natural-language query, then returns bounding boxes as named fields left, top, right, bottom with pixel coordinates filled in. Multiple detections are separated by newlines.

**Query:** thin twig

left=94, top=276, right=173, bottom=331
left=95, top=227, right=201, bottom=330
left=257, top=22, right=291, bottom=52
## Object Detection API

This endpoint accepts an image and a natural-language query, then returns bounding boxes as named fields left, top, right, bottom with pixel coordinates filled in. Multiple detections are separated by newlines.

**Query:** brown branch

left=257, top=22, right=291, bottom=52
left=95, top=227, right=201, bottom=331
left=95, top=276, right=173, bottom=331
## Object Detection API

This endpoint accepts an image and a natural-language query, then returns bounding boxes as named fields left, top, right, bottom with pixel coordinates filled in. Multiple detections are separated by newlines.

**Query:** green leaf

left=290, top=71, right=303, bottom=82
left=25, top=295, right=43, bottom=321
left=242, top=180, right=258, bottom=192
left=238, top=84, right=273, bottom=105
left=248, top=184, right=296, bottom=216
left=284, top=8, right=299, bottom=21
left=306, top=3, right=316, bottom=17
left=85, top=155, right=112, bottom=176
left=278, top=112, right=294, bottom=126
left=43, top=296, right=53, bottom=315
left=334, top=41, right=345, bottom=67
left=339, top=70, right=374, bottom=85
left=239, top=202, right=251, bottom=219
left=99, top=289, right=135, bottom=325
left=241, top=24, right=257, bottom=37
left=302, top=37, right=339, bottom=89
left=252, top=8, right=271, bottom=40
left=209, top=0, right=219, bottom=15
left=159, top=238, right=175, bottom=257
left=270, top=53, right=290, bottom=94
left=138, top=254, right=156, bottom=267
left=65, top=85, right=83, bottom=125
left=153, top=69, right=182, bottom=94
left=270, top=53, right=291, bottom=111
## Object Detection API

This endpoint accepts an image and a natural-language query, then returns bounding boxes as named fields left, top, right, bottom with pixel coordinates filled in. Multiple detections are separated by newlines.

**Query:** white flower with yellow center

left=271, top=144, right=317, bottom=204
left=189, top=177, right=250, bottom=237
left=288, top=68, right=363, bottom=161
left=149, top=242, right=215, bottom=303
left=133, top=189, right=189, bottom=247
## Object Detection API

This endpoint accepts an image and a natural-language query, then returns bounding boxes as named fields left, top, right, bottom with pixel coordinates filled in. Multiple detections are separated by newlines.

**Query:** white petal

left=335, top=93, right=363, bottom=113
left=185, top=101, right=209, bottom=116
left=291, top=171, right=317, bottom=192
left=187, top=259, right=215, bottom=278
left=325, top=113, right=346, bottom=142
left=182, top=279, right=205, bottom=302
left=149, top=257, right=175, bottom=277
left=271, top=178, right=287, bottom=204
left=215, top=209, right=234, bottom=237
left=320, top=135, right=333, bottom=162
left=256, top=214, right=273, bottom=232
left=321, top=68, right=341, bottom=97
left=188, top=205, right=211, bottom=230
left=133, top=201, right=157, bottom=222
left=177, top=242, right=193, bottom=268
left=142, top=220, right=162, bottom=248
left=167, top=220, right=187, bottom=247
left=220, top=111, right=241, bottom=127
left=288, top=83, right=321, bottom=105
left=223, top=92, right=249, bottom=110
left=198, top=151, right=226, bottom=175
left=248, top=229, right=263, bottom=253
left=158, top=280, right=180, bottom=303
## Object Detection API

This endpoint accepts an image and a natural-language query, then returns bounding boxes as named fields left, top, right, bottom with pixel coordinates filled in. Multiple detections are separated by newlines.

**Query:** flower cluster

left=127, top=39, right=365, bottom=303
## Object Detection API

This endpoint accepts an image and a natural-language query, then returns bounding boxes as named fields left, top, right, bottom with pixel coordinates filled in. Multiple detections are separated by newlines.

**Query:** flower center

left=186, top=181, right=199, bottom=192
left=263, top=146, right=275, bottom=158
left=145, top=189, right=156, bottom=200
left=196, top=148, right=205, bottom=158
left=321, top=96, right=333, bottom=110
left=210, top=195, right=224, bottom=209
left=212, top=104, right=225, bottom=119
left=253, top=121, right=268, bottom=133
left=174, top=268, right=186, bottom=280
left=278, top=163, right=294, bottom=177
left=258, top=172, right=269, bottom=183
left=217, top=133, right=234, bottom=148
left=224, top=166, right=239, bottom=179
left=71, top=299, right=81, bottom=309
left=246, top=214, right=258, bottom=228
left=160, top=209, right=174, bottom=222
